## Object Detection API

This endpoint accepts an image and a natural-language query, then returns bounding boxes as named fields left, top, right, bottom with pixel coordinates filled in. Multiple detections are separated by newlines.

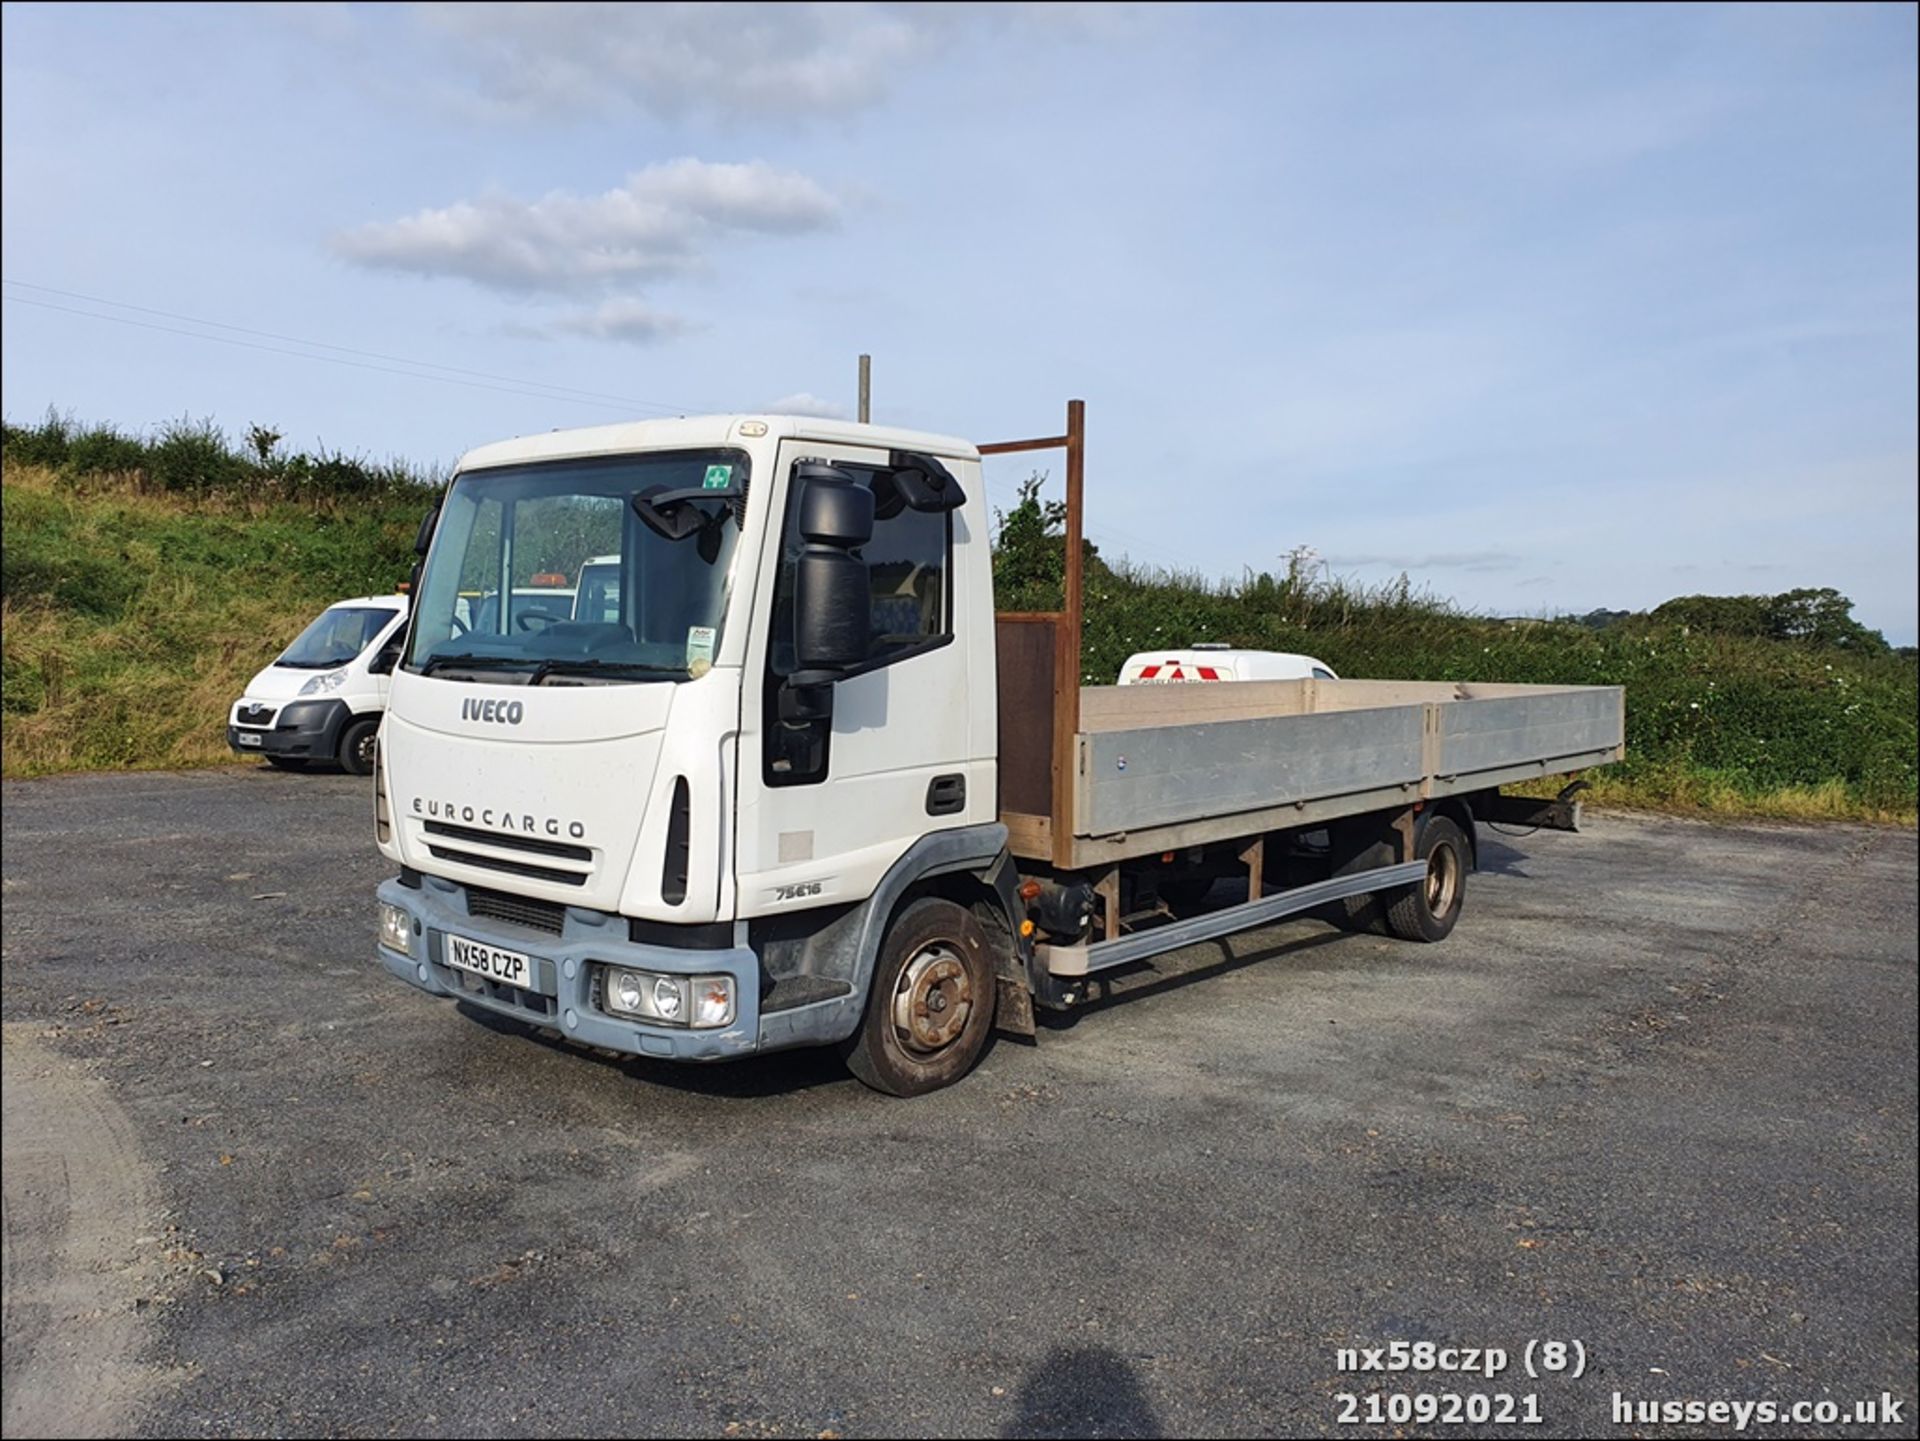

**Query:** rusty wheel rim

left=1425, top=842, right=1460, bottom=917
left=891, top=943, right=973, bottom=1054
left=355, top=729, right=378, bottom=770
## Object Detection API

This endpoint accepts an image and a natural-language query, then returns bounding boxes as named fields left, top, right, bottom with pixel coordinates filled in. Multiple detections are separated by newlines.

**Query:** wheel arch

left=1424, top=796, right=1479, bottom=870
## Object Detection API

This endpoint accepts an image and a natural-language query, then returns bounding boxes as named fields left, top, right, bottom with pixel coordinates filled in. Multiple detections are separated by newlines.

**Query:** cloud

left=1327, top=550, right=1522, bottom=573
left=333, top=159, right=838, bottom=295
left=408, top=2, right=1130, bottom=121
left=765, top=391, right=849, bottom=420
left=545, top=298, right=690, bottom=344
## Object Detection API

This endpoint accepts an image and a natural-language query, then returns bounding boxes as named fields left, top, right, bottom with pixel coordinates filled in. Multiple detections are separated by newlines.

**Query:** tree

left=990, top=472, right=1103, bottom=609
left=1764, top=588, right=1888, bottom=654
left=1653, top=588, right=1888, bottom=654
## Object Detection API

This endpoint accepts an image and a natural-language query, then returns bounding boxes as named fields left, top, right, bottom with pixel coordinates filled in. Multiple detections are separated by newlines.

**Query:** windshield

left=406, top=449, right=748, bottom=683
left=276, top=606, right=400, bottom=669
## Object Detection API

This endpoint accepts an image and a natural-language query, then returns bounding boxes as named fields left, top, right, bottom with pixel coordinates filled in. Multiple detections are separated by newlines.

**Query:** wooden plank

left=994, top=614, right=1059, bottom=817
left=1002, top=810, right=1052, bottom=859
left=1078, top=679, right=1318, bottom=732
left=1049, top=608, right=1079, bottom=867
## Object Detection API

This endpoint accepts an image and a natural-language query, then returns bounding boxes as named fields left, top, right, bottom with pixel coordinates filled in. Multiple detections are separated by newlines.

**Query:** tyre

left=1382, top=815, right=1468, bottom=943
left=337, top=716, right=380, bottom=776
left=841, top=897, right=997, bottom=1096
left=264, top=756, right=307, bottom=772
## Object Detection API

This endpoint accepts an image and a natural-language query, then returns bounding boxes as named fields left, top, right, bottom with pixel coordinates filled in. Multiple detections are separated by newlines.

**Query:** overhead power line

left=1, top=278, right=705, bottom=416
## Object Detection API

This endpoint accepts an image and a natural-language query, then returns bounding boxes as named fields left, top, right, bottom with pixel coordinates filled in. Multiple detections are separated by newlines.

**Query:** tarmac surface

left=2, top=765, right=1915, bottom=1437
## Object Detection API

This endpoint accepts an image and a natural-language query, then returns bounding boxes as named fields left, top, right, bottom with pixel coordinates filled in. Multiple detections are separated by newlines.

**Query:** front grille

left=424, top=819, right=591, bottom=862
left=428, top=845, right=588, bottom=886
left=445, top=965, right=556, bottom=1019
left=237, top=703, right=276, bottom=727
left=467, top=886, right=567, bottom=935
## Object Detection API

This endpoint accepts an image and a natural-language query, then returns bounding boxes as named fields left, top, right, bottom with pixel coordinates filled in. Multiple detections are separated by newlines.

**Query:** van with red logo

left=1118, top=645, right=1338, bottom=684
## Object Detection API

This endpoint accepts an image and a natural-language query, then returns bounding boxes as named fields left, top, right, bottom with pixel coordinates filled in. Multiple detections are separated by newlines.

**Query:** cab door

left=734, top=439, right=985, bottom=915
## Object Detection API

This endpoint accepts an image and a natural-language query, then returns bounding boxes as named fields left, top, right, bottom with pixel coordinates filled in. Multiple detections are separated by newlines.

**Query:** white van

left=227, top=595, right=409, bottom=774
left=1117, top=644, right=1339, bottom=684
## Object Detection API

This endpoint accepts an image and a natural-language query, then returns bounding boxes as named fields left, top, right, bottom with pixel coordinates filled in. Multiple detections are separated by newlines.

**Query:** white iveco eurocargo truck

left=374, top=403, right=1624, bottom=1095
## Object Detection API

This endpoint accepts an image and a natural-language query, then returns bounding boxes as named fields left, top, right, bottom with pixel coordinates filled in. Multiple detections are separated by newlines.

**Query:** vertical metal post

left=1063, top=397, right=1085, bottom=691
left=858, top=354, right=871, bottom=423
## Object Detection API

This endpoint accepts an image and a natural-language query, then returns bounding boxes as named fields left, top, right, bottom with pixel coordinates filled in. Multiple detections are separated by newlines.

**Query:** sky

left=3, top=2, right=1916, bottom=642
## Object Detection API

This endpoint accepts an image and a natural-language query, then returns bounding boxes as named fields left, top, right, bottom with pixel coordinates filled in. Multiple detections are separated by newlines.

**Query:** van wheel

left=1383, top=816, right=1468, bottom=942
left=841, top=897, right=996, bottom=1096
left=338, top=717, right=379, bottom=776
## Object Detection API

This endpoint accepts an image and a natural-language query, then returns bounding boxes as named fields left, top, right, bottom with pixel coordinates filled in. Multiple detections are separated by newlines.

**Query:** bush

left=0, top=410, right=441, bottom=502
left=993, top=476, right=1918, bottom=819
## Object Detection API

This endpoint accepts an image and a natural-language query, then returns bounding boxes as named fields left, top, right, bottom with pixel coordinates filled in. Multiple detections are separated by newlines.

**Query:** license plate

left=445, top=934, right=532, bottom=987
left=237, top=732, right=263, bottom=747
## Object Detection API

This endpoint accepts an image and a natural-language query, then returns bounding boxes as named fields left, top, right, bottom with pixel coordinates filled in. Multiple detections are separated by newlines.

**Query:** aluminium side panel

left=1078, top=705, right=1426, bottom=837
left=1437, top=687, right=1624, bottom=779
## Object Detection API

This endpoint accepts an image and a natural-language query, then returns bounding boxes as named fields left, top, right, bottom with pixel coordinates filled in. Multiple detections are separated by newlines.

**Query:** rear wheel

left=337, top=716, right=379, bottom=776
left=841, top=897, right=997, bottom=1096
left=1383, top=815, right=1468, bottom=942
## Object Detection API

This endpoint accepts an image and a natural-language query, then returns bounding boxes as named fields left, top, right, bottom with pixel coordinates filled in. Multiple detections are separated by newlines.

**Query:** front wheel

left=337, top=716, right=380, bottom=776
left=1383, top=815, right=1468, bottom=942
left=841, top=897, right=997, bottom=1096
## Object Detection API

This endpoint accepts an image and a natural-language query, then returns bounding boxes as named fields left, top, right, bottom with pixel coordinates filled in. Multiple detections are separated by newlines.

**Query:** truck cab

left=375, top=415, right=1003, bottom=1092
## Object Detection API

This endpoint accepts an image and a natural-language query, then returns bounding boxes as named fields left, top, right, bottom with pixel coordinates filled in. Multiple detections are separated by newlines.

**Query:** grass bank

left=3, top=463, right=424, bottom=775
left=3, top=415, right=1914, bottom=824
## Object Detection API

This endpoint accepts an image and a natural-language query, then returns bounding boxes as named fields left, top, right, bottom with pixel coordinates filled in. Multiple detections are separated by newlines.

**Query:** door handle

left=926, top=774, right=966, bottom=816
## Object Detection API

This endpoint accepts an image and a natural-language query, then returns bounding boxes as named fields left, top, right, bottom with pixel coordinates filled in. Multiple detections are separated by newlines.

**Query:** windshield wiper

left=417, top=652, right=532, bottom=677
left=527, top=658, right=685, bottom=686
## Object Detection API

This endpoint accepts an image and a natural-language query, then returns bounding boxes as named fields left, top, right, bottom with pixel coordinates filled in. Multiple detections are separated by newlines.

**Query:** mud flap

left=994, top=975, right=1037, bottom=1038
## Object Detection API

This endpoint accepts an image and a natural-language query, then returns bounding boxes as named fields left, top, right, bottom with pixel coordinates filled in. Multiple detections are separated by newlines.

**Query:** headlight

left=601, top=967, right=734, bottom=1028
left=651, top=975, right=685, bottom=1021
left=378, top=901, right=414, bottom=955
left=299, top=669, right=347, bottom=696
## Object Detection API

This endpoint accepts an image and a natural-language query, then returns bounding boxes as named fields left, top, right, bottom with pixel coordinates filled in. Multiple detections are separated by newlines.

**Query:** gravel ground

left=2, top=766, right=1914, bottom=1438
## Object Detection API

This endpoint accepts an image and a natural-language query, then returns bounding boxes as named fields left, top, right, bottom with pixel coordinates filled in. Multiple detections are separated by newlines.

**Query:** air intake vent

left=661, top=777, right=691, bottom=905
left=467, top=886, right=566, bottom=936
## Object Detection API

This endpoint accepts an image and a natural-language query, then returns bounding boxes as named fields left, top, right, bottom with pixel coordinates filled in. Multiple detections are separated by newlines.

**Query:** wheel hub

left=891, top=944, right=973, bottom=1053
left=1425, top=843, right=1459, bottom=915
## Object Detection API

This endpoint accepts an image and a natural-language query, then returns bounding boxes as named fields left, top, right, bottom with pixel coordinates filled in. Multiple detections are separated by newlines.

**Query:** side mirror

left=791, top=464, right=873, bottom=683
left=888, top=450, right=965, bottom=512
left=367, top=647, right=399, bottom=676
left=413, top=503, right=439, bottom=556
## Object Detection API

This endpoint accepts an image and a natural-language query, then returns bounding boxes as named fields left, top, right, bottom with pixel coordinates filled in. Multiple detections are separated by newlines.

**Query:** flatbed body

left=995, top=615, right=1624, bottom=867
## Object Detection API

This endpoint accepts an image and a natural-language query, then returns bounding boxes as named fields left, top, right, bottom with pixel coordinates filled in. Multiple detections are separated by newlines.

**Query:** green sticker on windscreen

left=702, top=464, right=733, bottom=490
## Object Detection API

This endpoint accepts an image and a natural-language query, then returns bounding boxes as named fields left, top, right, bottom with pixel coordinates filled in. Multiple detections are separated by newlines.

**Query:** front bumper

left=375, top=873, right=761, bottom=1061
left=228, top=699, right=350, bottom=760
